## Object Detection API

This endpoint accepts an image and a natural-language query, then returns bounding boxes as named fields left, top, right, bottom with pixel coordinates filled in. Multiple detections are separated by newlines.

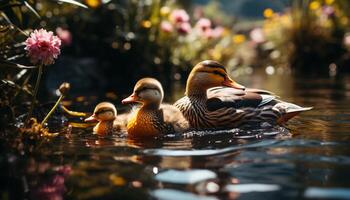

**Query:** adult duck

left=174, top=60, right=312, bottom=129
left=122, top=78, right=189, bottom=137
left=85, top=102, right=128, bottom=135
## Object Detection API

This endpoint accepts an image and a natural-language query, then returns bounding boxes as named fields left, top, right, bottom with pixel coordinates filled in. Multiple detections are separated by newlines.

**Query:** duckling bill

left=122, top=78, right=189, bottom=137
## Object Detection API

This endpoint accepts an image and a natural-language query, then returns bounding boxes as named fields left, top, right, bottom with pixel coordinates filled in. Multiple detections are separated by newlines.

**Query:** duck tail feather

left=285, top=106, right=313, bottom=113
left=277, top=106, right=313, bottom=124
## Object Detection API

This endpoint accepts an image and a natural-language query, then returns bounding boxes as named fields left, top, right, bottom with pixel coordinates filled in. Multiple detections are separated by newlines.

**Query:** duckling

left=122, top=78, right=189, bottom=137
left=174, top=60, right=312, bottom=129
left=85, top=102, right=128, bottom=135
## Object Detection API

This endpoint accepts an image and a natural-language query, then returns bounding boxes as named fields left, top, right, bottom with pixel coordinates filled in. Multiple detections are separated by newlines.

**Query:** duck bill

left=85, top=114, right=98, bottom=123
left=222, top=78, right=245, bottom=90
left=122, top=93, right=138, bottom=104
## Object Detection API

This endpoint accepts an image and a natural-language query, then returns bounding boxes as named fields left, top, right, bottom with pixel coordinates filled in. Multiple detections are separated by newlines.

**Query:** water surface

left=2, top=73, right=350, bottom=200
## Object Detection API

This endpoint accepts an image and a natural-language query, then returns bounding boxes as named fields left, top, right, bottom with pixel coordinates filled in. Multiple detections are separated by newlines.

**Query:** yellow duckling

left=85, top=102, right=128, bottom=135
left=122, top=78, right=189, bottom=137
left=174, top=60, right=312, bottom=129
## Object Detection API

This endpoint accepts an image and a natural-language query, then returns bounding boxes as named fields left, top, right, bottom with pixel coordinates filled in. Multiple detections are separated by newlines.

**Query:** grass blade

left=24, top=1, right=41, bottom=19
left=57, top=0, right=88, bottom=8
left=0, top=59, right=37, bottom=69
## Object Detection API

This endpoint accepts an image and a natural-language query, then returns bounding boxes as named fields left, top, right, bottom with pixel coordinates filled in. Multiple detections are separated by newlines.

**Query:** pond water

left=2, top=72, right=350, bottom=200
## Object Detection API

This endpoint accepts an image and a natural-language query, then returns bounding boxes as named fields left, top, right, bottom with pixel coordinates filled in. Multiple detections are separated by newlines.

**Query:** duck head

left=85, top=102, right=117, bottom=123
left=185, top=60, right=245, bottom=96
left=122, top=78, right=164, bottom=108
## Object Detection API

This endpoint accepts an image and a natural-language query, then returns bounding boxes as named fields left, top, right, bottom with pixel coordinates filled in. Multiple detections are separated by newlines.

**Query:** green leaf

left=24, top=1, right=41, bottom=19
left=0, top=2, right=22, bottom=10
left=0, top=59, right=37, bottom=69
left=0, top=12, right=13, bottom=25
left=10, top=1, right=22, bottom=25
left=57, top=0, right=88, bottom=8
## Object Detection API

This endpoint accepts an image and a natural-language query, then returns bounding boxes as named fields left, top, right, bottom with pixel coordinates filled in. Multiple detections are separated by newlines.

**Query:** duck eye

left=212, top=70, right=225, bottom=78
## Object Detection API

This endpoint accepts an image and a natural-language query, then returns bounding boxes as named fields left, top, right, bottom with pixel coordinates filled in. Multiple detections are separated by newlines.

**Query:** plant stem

left=26, top=64, right=43, bottom=124
left=41, top=95, right=64, bottom=126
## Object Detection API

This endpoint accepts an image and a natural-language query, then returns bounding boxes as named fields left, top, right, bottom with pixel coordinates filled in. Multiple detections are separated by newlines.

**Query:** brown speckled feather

left=206, top=86, right=275, bottom=111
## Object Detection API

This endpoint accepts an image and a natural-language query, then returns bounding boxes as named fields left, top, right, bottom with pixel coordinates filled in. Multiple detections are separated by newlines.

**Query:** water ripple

left=151, top=189, right=218, bottom=200
left=143, top=138, right=347, bottom=157
left=304, top=187, right=350, bottom=199
left=143, top=140, right=278, bottom=157
left=155, top=169, right=217, bottom=184
left=225, top=184, right=281, bottom=193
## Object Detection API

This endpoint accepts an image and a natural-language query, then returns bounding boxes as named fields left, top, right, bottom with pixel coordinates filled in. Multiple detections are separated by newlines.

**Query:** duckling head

left=185, top=60, right=245, bottom=96
left=85, top=102, right=117, bottom=123
left=122, top=78, right=164, bottom=108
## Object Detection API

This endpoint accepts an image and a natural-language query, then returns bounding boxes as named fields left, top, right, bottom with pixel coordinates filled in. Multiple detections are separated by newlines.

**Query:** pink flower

left=250, top=28, right=265, bottom=44
left=177, top=22, right=191, bottom=35
left=211, top=26, right=224, bottom=38
left=56, top=27, right=72, bottom=46
left=169, top=9, right=189, bottom=24
left=195, top=18, right=217, bottom=39
left=322, top=6, right=335, bottom=17
left=160, top=21, right=173, bottom=33
left=195, top=18, right=211, bottom=32
left=25, top=29, right=61, bottom=65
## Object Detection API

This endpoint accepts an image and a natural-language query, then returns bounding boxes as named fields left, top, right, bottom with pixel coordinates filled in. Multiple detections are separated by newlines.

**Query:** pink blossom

left=25, top=29, right=61, bottom=65
left=322, top=6, right=335, bottom=17
left=169, top=9, right=189, bottom=24
left=195, top=18, right=211, bottom=31
left=211, top=26, right=224, bottom=38
left=160, top=21, right=173, bottom=33
left=56, top=27, right=72, bottom=46
left=177, top=22, right=191, bottom=35
left=195, top=18, right=216, bottom=39
left=250, top=28, right=265, bottom=44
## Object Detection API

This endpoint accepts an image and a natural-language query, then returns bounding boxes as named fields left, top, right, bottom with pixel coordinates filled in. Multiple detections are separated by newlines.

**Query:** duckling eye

left=153, top=90, right=160, bottom=96
left=135, top=87, right=146, bottom=95
left=136, top=87, right=158, bottom=95
left=95, top=109, right=114, bottom=115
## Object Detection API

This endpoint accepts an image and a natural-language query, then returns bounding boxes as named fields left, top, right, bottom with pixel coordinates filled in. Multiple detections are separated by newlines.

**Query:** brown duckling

left=85, top=102, right=128, bottom=135
left=122, top=78, right=189, bottom=137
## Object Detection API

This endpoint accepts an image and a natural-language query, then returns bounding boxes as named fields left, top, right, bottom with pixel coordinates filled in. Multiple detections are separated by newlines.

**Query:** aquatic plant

left=25, top=29, right=61, bottom=66
left=53, top=0, right=255, bottom=92
left=148, top=3, right=255, bottom=80
left=24, top=29, right=61, bottom=123
left=261, top=0, right=350, bottom=75
left=0, top=0, right=85, bottom=127
left=19, top=117, right=59, bottom=139
left=41, top=82, right=70, bottom=125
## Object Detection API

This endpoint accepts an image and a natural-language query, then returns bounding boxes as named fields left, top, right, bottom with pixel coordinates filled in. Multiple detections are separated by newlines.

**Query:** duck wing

left=245, top=88, right=276, bottom=95
left=160, top=104, right=190, bottom=133
left=206, top=86, right=276, bottom=111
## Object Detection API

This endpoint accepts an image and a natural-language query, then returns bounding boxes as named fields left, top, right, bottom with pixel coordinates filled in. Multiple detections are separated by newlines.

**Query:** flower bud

left=59, top=82, right=70, bottom=96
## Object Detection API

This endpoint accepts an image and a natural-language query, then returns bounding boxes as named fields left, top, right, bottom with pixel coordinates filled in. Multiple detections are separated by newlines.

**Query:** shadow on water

left=1, top=73, right=350, bottom=200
